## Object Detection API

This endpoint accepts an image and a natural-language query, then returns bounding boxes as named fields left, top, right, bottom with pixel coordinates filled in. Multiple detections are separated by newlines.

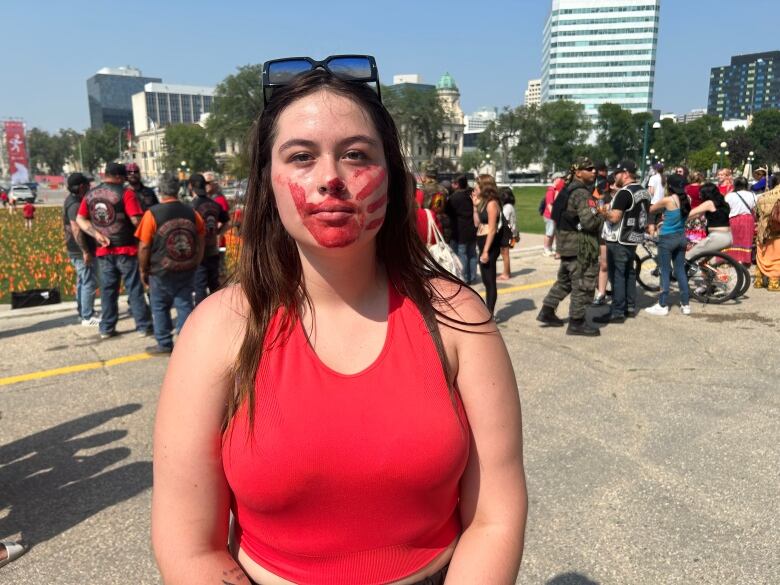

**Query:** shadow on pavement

left=0, top=403, right=152, bottom=547
left=496, top=298, right=537, bottom=322
left=546, top=573, right=600, bottom=585
left=0, top=314, right=77, bottom=340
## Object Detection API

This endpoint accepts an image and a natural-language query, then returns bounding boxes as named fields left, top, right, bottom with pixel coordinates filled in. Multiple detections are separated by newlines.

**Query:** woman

left=471, top=174, right=502, bottom=315
left=593, top=172, right=614, bottom=305
left=717, top=167, right=733, bottom=195
left=152, top=64, right=527, bottom=585
left=755, top=184, right=780, bottom=290
left=645, top=173, right=691, bottom=316
left=497, top=187, right=517, bottom=281
left=684, top=171, right=707, bottom=244
left=542, top=176, right=564, bottom=256
left=723, top=176, right=757, bottom=267
left=686, top=182, right=732, bottom=259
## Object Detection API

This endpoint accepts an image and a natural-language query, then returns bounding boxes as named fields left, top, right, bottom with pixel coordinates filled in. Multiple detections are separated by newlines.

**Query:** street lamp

left=118, top=123, right=130, bottom=160
left=641, top=121, right=662, bottom=176
left=718, top=142, right=728, bottom=169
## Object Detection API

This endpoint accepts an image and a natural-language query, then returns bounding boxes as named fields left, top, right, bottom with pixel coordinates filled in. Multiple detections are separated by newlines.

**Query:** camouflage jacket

left=555, top=180, right=604, bottom=257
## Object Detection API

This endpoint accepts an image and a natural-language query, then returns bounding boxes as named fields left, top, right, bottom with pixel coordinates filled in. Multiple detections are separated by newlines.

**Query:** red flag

left=4, top=121, right=30, bottom=184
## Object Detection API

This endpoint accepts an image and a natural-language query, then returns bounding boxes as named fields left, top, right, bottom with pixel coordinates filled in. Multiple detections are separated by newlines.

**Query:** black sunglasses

left=262, top=54, right=381, bottom=106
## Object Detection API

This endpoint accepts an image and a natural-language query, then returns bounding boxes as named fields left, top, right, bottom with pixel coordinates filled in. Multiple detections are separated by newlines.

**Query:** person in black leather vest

left=76, top=162, right=153, bottom=339
left=136, top=172, right=205, bottom=354
left=189, top=173, right=230, bottom=305
left=126, top=162, right=160, bottom=212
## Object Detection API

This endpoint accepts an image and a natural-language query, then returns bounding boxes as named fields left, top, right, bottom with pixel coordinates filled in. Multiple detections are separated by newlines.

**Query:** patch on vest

left=88, top=186, right=126, bottom=235
left=159, top=218, right=197, bottom=271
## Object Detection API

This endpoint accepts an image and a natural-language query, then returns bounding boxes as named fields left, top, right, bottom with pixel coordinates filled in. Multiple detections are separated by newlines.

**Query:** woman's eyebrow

left=338, top=135, right=379, bottom=148
left=277, top=138, right=317, bottom=153
left=277, top=135, right=379, bottom=154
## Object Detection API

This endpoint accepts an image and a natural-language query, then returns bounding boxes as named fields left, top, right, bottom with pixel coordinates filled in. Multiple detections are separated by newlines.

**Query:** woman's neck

left=297, top=243, right=384, bottom=309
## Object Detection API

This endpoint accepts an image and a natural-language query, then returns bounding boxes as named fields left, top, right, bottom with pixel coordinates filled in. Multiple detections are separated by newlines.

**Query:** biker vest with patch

left=191, top=196, right=222, bottom=257
left=605, top=183, right=651, bottom=246
left=150, top=202, right=199, bottom=276
left=85, top=183, right=136, bottom=248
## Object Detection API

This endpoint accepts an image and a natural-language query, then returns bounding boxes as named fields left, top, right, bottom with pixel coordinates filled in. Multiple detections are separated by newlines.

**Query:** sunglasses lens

left=267, top=59, right=312, bottom=84
left=328, top=57, right=372, bottom=80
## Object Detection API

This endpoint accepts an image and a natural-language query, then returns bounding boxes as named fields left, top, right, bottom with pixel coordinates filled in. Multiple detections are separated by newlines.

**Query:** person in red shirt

left=22, top=201, right=35, bottom=229
left=204, top=172, right=230, bottom=279
left=76, top=162, right=152, bottom=339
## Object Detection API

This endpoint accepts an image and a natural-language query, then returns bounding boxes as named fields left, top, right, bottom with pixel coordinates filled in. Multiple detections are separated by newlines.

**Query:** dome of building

left=436, top=73, right=458, bottom=91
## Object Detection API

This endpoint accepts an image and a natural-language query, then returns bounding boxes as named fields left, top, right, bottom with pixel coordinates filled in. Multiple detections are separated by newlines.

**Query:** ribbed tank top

left=222, top=285, right=470, bottom=585
left=659, top=208, right=683, bottom=235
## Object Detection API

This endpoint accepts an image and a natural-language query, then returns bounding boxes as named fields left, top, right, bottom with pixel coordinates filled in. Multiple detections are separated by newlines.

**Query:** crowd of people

left=63, top=162, right=232, bottom=353
left=537, top=157, right=780, bottom=337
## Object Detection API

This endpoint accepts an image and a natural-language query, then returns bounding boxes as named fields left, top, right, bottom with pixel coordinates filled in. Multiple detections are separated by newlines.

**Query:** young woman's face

left=270, top=90, right=388, bottom=250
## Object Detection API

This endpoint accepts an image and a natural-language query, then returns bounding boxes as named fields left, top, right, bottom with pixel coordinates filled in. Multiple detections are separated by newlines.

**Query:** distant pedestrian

left=64, top=172, right=100, bottom=326
left=126, top=162, right=159, bottom=212
left=717, top=167, right=733, bottom=195
left=537, top=158, right=603, bottom=336
left=472, top=174, right=501, bottom=315
left=543, top=175, right=564, bottom=256
left=9, top=197, right=17, bottom=214
left=189, top=173, right=230, bottom=304
left=497, top=187, right=517, bottom=281
left=724, top=176, right=757, bottom=267
left=135, top=172, right=205, bottom=354
left=22, top=200, right=35, bottom=229
left=205, top=171, right=230, bottom=279
left=444, top=175, right=477, bottom=283
left=76, top=162, right=153, bottom=339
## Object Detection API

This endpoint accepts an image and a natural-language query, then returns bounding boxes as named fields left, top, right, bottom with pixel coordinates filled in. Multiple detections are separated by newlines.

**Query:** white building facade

left=541, top=0, right=660, bottom=122
left=132, top=83, right=215, bottom=135
left=524, top=79, right=542, bottom=106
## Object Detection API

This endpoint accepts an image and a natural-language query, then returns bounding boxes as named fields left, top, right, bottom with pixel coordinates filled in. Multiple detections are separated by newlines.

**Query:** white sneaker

left=680, top=304, right=691, bottom=315
left=644, top=303, right=669, bottom=316
left=81, top=316, right=100, bottom=327
left=542, top=249, right=554, bottom=257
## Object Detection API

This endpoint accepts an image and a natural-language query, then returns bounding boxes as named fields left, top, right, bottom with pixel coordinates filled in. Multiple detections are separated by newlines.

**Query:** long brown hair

left=226, top=70, right=467, bottom=432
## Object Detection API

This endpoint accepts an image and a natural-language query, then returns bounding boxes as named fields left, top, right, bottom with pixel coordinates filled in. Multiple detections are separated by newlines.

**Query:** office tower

left=87, top=67, right=162, bottom=131
left=708, top=52, right=780, bottom=120
left=541, top=0, right=660, bottom=121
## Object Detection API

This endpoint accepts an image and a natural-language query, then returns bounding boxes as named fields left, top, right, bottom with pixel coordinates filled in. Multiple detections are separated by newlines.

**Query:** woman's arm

left=471, top=194, right=481, bottom=228
left=436, top=285, right=527, bottom=584
left=152, top=287, right=248, bottom=584
left=688, top=200, right=715, bottom=219
left=649, top=195, right=674, bottom=214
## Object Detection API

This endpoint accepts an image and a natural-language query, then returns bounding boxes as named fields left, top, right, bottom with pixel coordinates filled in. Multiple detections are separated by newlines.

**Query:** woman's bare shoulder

left=176, top=284, right=248, bottom=365
left=429, top=277, right=495, bottom=334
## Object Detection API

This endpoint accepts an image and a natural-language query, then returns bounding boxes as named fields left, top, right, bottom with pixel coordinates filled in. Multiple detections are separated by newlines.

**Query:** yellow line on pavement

left=0, top=353, right=152, bottom=387
left=1, top=280, right=556, bottom=388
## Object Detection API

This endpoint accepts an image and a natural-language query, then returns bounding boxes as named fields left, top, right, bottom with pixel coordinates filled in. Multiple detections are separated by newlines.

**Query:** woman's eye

left=290, top=152, right=313, bottom=163
left=344, top=150, right=367, bottom=161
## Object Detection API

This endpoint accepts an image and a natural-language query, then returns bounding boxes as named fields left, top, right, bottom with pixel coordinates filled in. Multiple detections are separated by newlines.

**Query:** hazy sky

left=3, top=0, right=778, bottom=132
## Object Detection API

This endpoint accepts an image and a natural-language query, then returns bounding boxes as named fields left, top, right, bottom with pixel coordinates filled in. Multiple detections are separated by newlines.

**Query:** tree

left=687, top=146, right=721, bottom=174
left=383, top=84, right=448, bottom=162
left=81, top=124, right=120, bottom=173
left=540, top=100, right=590, bottom=172
left=205, top=63, right=265, bottom=147
left=593, top=103, right=641, bottom=164
left=162, top=124, right=216, bottom=173
left=459, top=151, right=484, bottom=174
left=27, top=128, right=75, bottom=175
left=724, top=126, right=755, bottom=167
left=747, top=109, right=780, bottom=167
left=511, top=105, right=545, bottom=168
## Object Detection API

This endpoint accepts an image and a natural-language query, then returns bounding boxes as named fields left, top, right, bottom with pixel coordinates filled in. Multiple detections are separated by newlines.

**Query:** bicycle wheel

left=688, top=252, right=743, bottom=304
left=736, top=263, right=751, bottom=298
left=636, top=254, right=661, bottom=292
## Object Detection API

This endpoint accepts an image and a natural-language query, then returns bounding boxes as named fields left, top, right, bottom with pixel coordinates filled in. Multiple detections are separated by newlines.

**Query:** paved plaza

left=1, top=235, right=778, bottom=584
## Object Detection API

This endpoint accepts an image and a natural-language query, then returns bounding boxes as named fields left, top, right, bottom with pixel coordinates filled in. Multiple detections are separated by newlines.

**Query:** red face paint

left=289, top=180, right=364, bottom=248
left=326, top=177, right=346, bottom=194
left=365, top=217, right=384, bottom=231
left=366, top=193, right=387, bottom=214
left=355, top=168, right=387, bottom=201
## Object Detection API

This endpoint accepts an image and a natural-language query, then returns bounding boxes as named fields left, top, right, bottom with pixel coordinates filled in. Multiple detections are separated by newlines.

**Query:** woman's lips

left=304, top=200, right=358, bottom=224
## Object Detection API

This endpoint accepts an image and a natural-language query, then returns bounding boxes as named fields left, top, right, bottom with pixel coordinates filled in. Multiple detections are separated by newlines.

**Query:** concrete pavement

left=1, top=238, right=778, bottom=584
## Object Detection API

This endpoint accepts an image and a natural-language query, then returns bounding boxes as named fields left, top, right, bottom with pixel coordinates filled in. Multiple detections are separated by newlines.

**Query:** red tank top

left=222, top=285, right=470, bottom=585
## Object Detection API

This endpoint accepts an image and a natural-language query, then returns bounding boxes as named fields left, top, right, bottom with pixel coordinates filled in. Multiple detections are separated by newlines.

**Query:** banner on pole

left=4, top=121, right=30, bottom=184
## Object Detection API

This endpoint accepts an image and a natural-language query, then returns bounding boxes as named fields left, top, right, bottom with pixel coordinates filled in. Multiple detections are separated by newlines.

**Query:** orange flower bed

left=0, top=206, right=76, bottom=303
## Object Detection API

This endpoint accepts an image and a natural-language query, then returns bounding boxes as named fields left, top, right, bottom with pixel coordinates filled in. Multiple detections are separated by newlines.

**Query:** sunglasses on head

left=262, top=54, right=381, bottom=106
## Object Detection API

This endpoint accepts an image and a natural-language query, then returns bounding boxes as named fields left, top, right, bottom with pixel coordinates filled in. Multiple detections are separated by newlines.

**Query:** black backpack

left=550, top=182, right=579, bottom=231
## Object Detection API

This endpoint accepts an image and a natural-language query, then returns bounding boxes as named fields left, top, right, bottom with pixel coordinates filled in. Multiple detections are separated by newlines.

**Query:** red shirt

left=78, top=187, right=143, bottom=256
left=23, top=202, right=35, bottom=219
left=223, top=287, right=469, bottom=584
left=214, top=193, right=229, bottom=212
left=685, top=184, right=702, bottom=208
left=415, top=207, right=441, bottom=245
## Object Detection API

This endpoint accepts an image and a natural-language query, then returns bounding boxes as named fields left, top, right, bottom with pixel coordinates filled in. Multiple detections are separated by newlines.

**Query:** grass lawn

left=513, top=186, right=547, bottom=235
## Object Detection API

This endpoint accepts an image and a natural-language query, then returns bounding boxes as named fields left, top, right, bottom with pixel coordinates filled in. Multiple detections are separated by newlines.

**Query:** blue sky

left=3, top=0, right=779, bottom=132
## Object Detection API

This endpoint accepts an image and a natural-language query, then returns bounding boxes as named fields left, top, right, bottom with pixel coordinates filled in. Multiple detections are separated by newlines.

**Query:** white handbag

left=425, top=209, right=464, bottom=280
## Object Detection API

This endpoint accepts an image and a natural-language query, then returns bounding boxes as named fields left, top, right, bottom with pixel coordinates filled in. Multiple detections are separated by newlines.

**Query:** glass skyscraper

left=541, top=0, right=660, bottom=121
left=87, top=67, right=162, bottom=132
left=707, top=52, right=780, bottom=120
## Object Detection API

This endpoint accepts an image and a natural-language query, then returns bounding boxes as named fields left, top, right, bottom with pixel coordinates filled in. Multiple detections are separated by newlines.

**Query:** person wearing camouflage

left=537, top=158, right=603, bottom=336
